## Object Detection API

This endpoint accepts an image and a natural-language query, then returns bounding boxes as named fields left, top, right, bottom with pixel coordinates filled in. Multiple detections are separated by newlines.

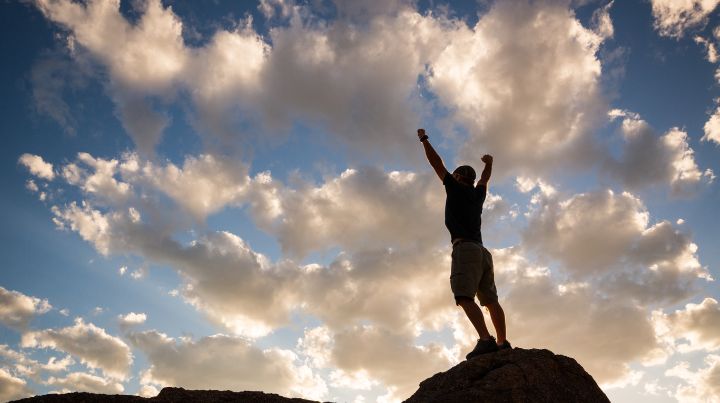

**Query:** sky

left=1, top=0, right=720, bottom=402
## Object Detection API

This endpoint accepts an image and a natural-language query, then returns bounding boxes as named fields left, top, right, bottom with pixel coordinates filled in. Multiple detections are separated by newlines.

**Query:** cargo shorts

left=450, top=241, right=498, bottom=306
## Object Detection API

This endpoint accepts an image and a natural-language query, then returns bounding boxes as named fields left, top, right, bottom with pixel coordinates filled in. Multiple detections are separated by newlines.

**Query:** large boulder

left=404, top=348, right=610, bottom=403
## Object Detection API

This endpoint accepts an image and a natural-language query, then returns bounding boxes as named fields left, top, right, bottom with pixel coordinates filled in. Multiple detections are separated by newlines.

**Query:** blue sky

left=1, top=0, right=720, bottom=402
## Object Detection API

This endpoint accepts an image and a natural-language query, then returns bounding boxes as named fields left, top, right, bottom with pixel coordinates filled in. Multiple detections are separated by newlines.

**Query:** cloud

left=0, top=286, right=52, bottom=329
left=33, top=0, right=443, bottom=157
left=18, top=154, right=56, bottom=181
left=655, top=298, right=720, bottom=352
left=703, top=103, right=720, bottom=145
left=118, top=312, right=147, bottom=327
left=248, top=168, right=446, bottom=257
left=605, top=115, right=714, bottom=194
left=30, top=52, right=87, bottom=135
left=695, top=35, right=719, bottom=62
left=121, top=153, right=252, bottom=220
left=34, top=0, right=188, bottom=153
left=61, top=152, right=132, bottom=206
left=128, top=331, right=327, bottom=400
left=665, top=355, right=720, bottom=402
left=300, top=326, right=454, bottom=399
left=0, top=368, right=33, bottom=402
left=650, top=0, right=720, bottom=38
left=427, top=0, right=608, bottom=177
left=490, top=247, right=665, bottom=384
left=521, top=188, right=710, bottom=305
left=45, top=372, right=124, bottom=394
left=21, top=318, right=132, bottom=379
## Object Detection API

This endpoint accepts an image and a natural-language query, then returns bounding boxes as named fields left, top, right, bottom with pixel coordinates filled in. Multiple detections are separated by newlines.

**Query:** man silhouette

left=417, top=128, right=511, bottom=359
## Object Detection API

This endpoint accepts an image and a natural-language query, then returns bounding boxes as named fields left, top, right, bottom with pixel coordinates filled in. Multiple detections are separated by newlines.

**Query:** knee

left=455, top=296, right=475, bottom=309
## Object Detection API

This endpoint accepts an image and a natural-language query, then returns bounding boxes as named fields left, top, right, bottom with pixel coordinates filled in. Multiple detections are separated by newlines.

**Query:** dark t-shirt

left=443, top=172, right=486, bottom=244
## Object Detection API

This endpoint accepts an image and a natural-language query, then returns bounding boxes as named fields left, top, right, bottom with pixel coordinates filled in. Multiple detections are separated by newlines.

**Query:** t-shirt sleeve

left=476, top=183, right=487, bottom=198
left=443, top=172, right=454, bottom=186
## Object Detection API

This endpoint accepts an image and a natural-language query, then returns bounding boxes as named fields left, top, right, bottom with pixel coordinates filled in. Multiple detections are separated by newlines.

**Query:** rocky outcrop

left=12, top=387, right=321, bottom=403
left=404, top=348, right=610, bottom=403
left=14, top=348, right=609, bottom=403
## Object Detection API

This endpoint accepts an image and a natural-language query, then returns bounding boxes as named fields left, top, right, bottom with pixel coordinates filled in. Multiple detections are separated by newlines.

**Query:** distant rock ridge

left=13, top=348, right=609, bottom=403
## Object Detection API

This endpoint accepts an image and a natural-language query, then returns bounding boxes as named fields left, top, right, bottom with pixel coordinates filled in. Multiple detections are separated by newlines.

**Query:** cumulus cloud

left=655, top=298, right=720, bottom=352
left=21, top=318, right=132, bottom=379
left=45, top=372, right=124, bottom=394
left=650, top=0, right=720, bottom=38
left=666, top=354, right=720, bottom=402
left=490, top=247, right=665, bottom=384
left=19, top=154, right=55, bottom=180
left=0, top=368, right=33, bottom=402
left=703, top=103, right=720, bottom=144
left=248, top=168, right=444, bottom=257
left=121, top=153, right=251, bottom=220
left=427, top=0, right=607, bottom=177
left=47, top=151, right=509, bottom=260
left=128, top=331, right=326, bottom=400
left=118, top=312, right=147, bottom=327
left=0, top=286, right=52, bottom=329
left=61, top=152, right=132, bottom=205
left=605, top=114, right=714, bottom=194
left=522, top=188, right=709, bottom=304
left=34, top=0, right=618, bottom=172
left=298, top=325, right=452, bottom=400
left=33, top=0, right=443, bottom=157
left=34, top=0, right=187, bottom=153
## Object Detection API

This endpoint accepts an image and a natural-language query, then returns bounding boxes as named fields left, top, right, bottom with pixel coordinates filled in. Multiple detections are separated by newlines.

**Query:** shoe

left=498, top=340, right=512, bottom=350
left=466, top=336, right=498, bottom=360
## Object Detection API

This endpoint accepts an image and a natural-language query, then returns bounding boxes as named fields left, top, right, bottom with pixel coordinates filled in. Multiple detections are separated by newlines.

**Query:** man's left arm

left=477, top=154, right=493, bottom=187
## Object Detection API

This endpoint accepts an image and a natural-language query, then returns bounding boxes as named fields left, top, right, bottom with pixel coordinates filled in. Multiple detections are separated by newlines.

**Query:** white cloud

left=138, top=384, right=159, bottom=397
left=427, top=0, right=607, bottom=177
left=591, top=0, right=615, bottom=40
left=703, top=103, right=720, bottom=144
left=0, top=368, right=33, bottom=401
left=651, top=0, right=720, bottom=38
left=0, top=286, right=52, bottom=329
left=62, top=153, right=132, bottom=205
left=21, top=318, right=132, bottom=379
left=45, top=372, right=124, bottom=394
left=19, top=153, right=55, bottom=180
left=118, top=312, right=147, bottom=327
left=521, top=188, right=710, bottom=307
left=123, top=153, right=251, bottom=220
left=695, top=35, right=719, bottom=62
left=128, top=331, right=327, bottom=400
left=32, top=0, right=441, bottom=157
left=490, top=247, right=665, bottom=384
left=605, top=117, right=713, bottom=195
left=655, top=298, right=720, bottom=352
left=324, top=326, right=452, bottom=400
left=666, top=355, right=720, bottom=402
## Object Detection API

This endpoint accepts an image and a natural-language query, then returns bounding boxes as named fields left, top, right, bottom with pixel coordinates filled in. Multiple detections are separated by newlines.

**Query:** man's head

left=453, top=165, right=476, bottom=186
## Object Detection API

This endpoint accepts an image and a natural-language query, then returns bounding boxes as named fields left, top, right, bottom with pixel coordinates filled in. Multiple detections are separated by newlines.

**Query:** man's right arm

left=418, top=129, right=448, bottom=181
left=477, top=154, right=493, bottom=187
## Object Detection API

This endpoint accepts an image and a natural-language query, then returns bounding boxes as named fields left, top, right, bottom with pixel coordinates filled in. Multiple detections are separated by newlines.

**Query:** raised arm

left=417, top=129, right=448, bottom=181
left=477, top=154, right=493, bottom=187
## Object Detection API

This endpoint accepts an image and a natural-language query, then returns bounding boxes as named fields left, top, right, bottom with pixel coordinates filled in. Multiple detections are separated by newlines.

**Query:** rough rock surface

left=13, top=348, right=609, bottom=403
left=12, top=387, right=321, bottom=403
left=404, top=348, right=610, bottom=403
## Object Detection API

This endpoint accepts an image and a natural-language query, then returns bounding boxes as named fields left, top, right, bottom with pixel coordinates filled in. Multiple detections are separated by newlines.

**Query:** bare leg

left=458, top=298, right=491, bottom=339
left=486, top=301, right=507, bottom=344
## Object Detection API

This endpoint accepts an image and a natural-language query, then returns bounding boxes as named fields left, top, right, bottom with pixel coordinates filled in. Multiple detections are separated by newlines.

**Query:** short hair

left=453, top=165, right=476, bottom=182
